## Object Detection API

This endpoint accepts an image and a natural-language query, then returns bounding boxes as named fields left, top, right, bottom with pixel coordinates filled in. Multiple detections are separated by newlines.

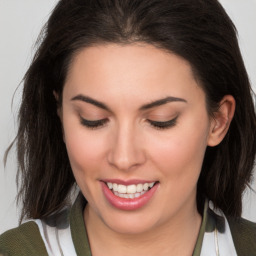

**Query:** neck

left=84, top=200, right=202, bottom=256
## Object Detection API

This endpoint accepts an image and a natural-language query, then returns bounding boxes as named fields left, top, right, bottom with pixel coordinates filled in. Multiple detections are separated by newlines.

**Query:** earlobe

left=53, top=91, right=62, bottom=120
left=53, top=91, right=66, bottom=143
left=207, top=95, right=236, bottom=147
left=53, top=90, right=59, bottom=103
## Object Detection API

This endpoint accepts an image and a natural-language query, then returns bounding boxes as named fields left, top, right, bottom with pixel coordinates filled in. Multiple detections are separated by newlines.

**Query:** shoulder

left=0, top=221, right=48, bottom=256
left=227, top=217, right=256, bottom=255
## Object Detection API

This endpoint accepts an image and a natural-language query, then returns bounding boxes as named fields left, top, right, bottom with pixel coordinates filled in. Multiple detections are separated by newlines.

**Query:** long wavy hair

left=6, top=0, right=256, bottom=221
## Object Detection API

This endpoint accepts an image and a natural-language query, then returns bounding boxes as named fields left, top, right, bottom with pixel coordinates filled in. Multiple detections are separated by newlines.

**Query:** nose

left=107, top=122, right=146, bottom=171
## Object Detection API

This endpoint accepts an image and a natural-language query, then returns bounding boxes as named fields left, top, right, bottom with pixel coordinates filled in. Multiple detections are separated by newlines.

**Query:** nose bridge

left=107, top=120, right=145, bottom=171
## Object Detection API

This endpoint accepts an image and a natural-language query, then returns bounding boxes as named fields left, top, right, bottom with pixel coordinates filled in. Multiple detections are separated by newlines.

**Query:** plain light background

left=0, top=0, right=255, bottom=234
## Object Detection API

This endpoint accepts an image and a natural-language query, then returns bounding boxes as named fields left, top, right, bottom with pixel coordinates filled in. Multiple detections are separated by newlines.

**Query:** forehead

left=64, top=43, right=205, bottom=106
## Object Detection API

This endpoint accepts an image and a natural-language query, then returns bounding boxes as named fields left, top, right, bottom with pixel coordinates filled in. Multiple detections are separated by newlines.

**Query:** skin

left=59, top=43, right=235, bottom=256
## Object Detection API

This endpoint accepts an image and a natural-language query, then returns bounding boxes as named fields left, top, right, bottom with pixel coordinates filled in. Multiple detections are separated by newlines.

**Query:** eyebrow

left=71, top=94, right=110, bottom=111
left=139, top=96, right=187, bottom=110
left=71, top=94, right=187, bottom=111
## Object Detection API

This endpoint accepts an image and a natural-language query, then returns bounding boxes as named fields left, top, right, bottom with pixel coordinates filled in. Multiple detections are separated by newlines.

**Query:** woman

left=0, top=0, right=256, bottom=255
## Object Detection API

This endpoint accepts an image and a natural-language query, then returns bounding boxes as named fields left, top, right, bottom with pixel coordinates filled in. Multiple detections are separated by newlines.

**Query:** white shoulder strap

left=201, top=204, right=237, bottom=256
left=26, top=209, right=77, bottom=256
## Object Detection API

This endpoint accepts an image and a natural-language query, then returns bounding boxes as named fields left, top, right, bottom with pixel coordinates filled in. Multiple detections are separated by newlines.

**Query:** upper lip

left=101, top=179, right=158, bottom=185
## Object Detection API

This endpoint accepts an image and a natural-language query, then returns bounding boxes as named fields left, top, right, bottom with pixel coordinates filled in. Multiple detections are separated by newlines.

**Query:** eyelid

left=79, top=115, right=178, bottom=130
left=79, top=116, right=108, bottom=129
left=147, top=116, right=178, bottom=130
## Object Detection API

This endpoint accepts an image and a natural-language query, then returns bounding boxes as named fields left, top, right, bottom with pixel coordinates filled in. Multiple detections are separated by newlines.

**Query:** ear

left=53, top=91, right=65, bottom=143
left=53, top=91, right=62, bottom=121
left=207, top=95, right=236, bottom=147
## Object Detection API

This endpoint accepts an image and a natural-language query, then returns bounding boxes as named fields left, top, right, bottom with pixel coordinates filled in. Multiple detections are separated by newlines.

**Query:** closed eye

left=80, top=117, right=108, bottom=129
left=79, top=116, right=178, bottom=130
left=147, top=116, right=178, bottom=130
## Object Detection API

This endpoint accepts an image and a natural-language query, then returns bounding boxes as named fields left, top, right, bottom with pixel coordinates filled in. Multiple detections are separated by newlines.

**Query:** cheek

left=149, top=118, right=210, bottom=180
left=63, top=121, right=107, bottom=178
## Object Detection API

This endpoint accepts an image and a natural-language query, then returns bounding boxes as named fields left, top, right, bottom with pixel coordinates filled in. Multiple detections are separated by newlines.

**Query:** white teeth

left=107, top=182, right=113, bottom=189
left=128, top=194, right=135, bottom=199
left=136, top=184, right=143, bottom=192
left=106, top=181, right=156, bottom=198
left=113, top=183, right=118, bottom=192
left=113, top=189, right=149, bottom=199
left=135, top=193, right=141, bottom=198
left=127, top=184, right=136, bottom=193
left=143, top=183, right=149, bottom=190
left=118, top=184, right=127, bottom=194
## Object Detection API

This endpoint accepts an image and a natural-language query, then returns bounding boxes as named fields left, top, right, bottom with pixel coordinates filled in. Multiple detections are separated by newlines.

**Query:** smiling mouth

left=105, top=181, right=158, bottom=199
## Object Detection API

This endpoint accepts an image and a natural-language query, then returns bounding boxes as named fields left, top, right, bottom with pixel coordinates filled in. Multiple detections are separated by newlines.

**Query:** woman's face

left=61, top=43, right=215, bottom=234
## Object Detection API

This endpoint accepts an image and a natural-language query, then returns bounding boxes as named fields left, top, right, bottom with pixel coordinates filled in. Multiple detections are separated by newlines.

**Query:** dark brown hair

left=7, top=0, right=256, bottom=221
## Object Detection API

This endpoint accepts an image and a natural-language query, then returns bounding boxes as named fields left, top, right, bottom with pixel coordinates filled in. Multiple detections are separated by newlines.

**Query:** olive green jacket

left=0, top=194, right=256, bottom=255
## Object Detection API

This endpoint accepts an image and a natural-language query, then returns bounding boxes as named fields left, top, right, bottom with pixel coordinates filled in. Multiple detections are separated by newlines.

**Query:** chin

left=100, top=209, right=161, bottom=235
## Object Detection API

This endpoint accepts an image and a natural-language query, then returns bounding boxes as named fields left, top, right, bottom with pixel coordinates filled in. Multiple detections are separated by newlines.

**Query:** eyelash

left=79, top=117, right=178, bottom=130
left=147, top=116, right=178, bottom=130
left=80, top=117, right=108, bottom=129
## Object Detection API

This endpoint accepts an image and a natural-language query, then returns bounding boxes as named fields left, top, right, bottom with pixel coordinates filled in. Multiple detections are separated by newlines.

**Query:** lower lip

left=101, top=182, right=159, bottom=211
